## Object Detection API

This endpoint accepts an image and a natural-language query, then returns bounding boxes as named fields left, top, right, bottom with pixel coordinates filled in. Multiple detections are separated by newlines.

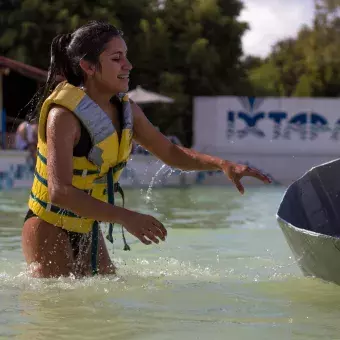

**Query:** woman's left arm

left=131, top=102, right=271, bottom=194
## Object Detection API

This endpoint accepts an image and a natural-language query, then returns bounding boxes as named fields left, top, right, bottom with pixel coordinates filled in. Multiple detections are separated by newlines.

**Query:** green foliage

left=0, top=0, right=248, bottom=145
left=247, top=0, right=340, bottom=98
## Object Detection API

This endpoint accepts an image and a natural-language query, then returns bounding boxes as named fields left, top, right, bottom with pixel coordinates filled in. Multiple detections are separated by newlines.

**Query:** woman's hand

left=121, top=211, right=167, bottom=245
left=221, top=161, right=272, bottom=195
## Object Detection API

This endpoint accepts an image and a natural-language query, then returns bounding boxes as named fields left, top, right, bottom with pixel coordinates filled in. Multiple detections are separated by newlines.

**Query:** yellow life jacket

left=28, top=81, right=133, bottom=234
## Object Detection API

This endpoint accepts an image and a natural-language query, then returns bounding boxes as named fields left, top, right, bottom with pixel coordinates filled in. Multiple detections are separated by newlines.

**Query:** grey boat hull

left=277, top=158, right=340, bottom=285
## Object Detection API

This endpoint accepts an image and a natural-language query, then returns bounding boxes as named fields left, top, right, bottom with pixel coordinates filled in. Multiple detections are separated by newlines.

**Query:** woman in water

left=22, top=21, right=271, bottom=278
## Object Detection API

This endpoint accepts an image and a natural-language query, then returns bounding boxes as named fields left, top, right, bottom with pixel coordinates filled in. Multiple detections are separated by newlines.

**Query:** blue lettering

left=237, top=112, right=265, bottom=138
left=238, top=112, right=265, bottom=127
left=268, top=112, right=287, bottom=139
left=227, top=111, right=235, bottom=139
left=268, top=112, right=287, bottom=124
left=289, top=113, right=308, bottom=125
left=311, top=113, right=328, bottom=125
left=310, top=113, right=330, bottom=140
left=226, top=110, right=340, bottom=141
left=283, top=113, right=308, bottom=140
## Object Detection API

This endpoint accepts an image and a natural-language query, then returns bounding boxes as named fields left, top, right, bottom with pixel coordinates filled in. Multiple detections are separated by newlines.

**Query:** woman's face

left=91, top=36, right=133, bottom=94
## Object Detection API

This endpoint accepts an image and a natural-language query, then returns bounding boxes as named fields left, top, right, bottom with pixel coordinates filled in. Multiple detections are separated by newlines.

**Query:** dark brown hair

left=28, top=20, right=123, bottom=121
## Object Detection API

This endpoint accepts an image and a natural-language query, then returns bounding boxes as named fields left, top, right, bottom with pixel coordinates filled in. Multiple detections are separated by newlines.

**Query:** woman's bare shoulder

left=46, top=104, right=81, bottom=145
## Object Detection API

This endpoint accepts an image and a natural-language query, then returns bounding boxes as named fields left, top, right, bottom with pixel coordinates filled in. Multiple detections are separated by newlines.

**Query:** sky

left=239, top=0, right=315, bottom=57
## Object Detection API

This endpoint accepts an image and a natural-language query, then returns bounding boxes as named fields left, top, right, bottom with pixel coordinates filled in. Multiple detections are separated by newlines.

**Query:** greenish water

left=0, top=186, right=339, bottom=340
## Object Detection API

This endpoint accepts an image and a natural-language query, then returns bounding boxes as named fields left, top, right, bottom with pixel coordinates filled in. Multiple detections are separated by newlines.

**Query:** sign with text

left=193, top=96, right=340, bottom=155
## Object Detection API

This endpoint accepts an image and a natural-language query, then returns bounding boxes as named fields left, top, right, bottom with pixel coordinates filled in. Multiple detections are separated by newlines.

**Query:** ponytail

left=26, top=21, right=122, bottom=123
left=50, top=33, right=82, bottom=86
left=28, top=32, right=82, bottom=122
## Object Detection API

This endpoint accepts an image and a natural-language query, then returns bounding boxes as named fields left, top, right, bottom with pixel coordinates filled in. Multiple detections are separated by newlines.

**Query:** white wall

left=0, top=150, right=33, bottom=189
left=193, top=96, right=340, bottom=156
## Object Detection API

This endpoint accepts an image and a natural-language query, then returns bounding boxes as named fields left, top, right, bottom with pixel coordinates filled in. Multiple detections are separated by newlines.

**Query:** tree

left=131, top=0, right=249, bottom=144
left=247, top=0, right=340, bottom=98
left=0, top=0, right=249, bottom=145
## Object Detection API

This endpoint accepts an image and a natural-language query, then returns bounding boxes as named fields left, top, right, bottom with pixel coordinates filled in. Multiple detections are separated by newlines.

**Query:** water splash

left=144, top=164, right=167, bottom=204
